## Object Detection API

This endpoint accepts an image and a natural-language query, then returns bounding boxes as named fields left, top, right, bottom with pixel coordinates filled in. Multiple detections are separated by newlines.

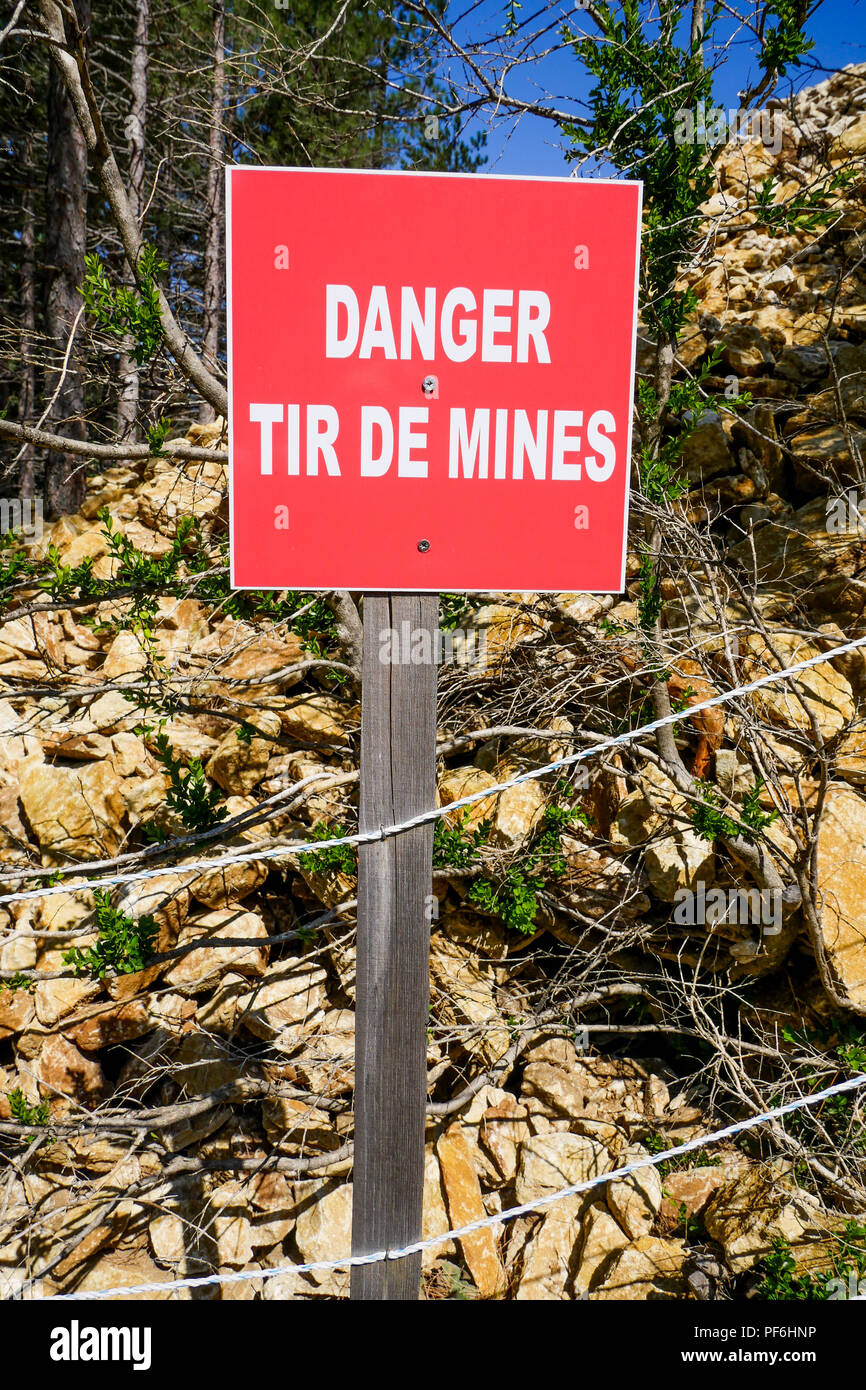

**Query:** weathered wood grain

left=350, top=593, right=438, bottom=1300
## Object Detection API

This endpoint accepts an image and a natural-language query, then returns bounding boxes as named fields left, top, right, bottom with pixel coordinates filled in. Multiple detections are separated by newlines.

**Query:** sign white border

left=225, top=166, right=643, bottom=595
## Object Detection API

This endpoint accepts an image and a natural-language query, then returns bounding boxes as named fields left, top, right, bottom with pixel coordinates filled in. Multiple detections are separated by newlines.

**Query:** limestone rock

left=149, top=1212, right=188, bottom=1267
left=250, top=1172, right=294, bottom=1214
left=515, top=1132, right=611, bottom=1209
left=0, top=786, right=33, bottom=860
left=163, top=907, right=270, bottom=993
left=609, top=763, right=684, bottom=848
left=704, top=1167, right=828, bottom=1272
left=50, top=1246, right=192, bottom=1301
left=249, top=1214, right=293, bottom=1252
left=115, top=872, right=192, bottom=941
left=137, top=457, right=226, bottom=533
left=195, top=972, right=256, bottom=1034
left=213, top=1214, right=254, bottom=1269
left=422, top=1148, right=456, bottom=1268
left=195, top=624, right=305, bottom=702
left=296, top=857, right=355, bottom=910
left=605, top=1146, right=664, bottom=1239
left=206, top=711, right=282, bottom=795
left=36, top=1034, right=107, bottom=1106
left=62, top=999, right=152, bottom=1051
left=0, top=699, right=43, bottom=788
left=741, top=633, right=855, bottom=738
left=574, top=1204, right=631, bottom=1294
left=293, top=1182, right=353, bottom=1295
left=33, top=962, right=101, bottom=1028
left=240, top=956, right=329, bottom=1049
left=681, top=411, right=735, bottom=481
left=719, top=323, right=775, bottom=376
left=438, top=766, right=499, bottom=831
left=479, top=1095, right=531, bottom=1183
left=146, top=716, right=217, bottom=765
left=645, top=829, right=715, bottom=902
left=472, top=603, right=545, bottom=667
left=729, top=494, right=859, bottom=589
left=101, top=631, right=148, bottom=681
left=170, top=1030, right=253, bottom=1096
left=429, top=933, right=510, bottom=1066
left=562, top=842, right=651, bottom=920
left=262, top=1268, right=313, bottom=1301
left=261, top=1096, right=340, bottom=1150
left=440, top=906, right=509, bottom=960
left=812, top=785, right=866, bottom=1008
left=833, top=111, right=866, bottom=156
left=284, top=1007, right=354, bottom=1096
left=522, top=1061, right=584, bottom=1119
left=18, top=757, right=125, bottom=861
left=0, top=988, right=34, bottom=1038
left=790, top=424, right=866, bottom=494
left=515, top=1201, right=584, bottom=1300
left=436, top=1123, right=506, bottom=1297
left=592, top=1235, right=687, bottom=1299
left=659, top=1163, right=741, bottom=1224
left=188, top=796, right=270, bottom=908
left=280, top=695, right=349, bottom=746
left=490, top=778, right=546, bottom=849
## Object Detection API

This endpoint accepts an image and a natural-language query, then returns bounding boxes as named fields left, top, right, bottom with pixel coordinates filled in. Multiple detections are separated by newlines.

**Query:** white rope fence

left=5, top=633, right=866, bottom=1299
left=40, top=1071, right=866, bottom=1301
left=2, top=627, right=865, bottom=910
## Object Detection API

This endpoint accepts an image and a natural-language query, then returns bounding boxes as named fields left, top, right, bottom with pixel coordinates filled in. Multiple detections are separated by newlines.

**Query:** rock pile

left=0, top=66, right=865, bottom=1300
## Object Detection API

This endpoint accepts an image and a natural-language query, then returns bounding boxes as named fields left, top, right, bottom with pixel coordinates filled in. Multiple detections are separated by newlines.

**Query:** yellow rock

left=280, top=694, right=349, bottom=746
left=18, top=757, right=125, bottom=861
left=36, top=1033, right=106, bottom=1106
left=832, top=112, right=866, bottom=157
left=592, top=1235, right=686, bottom=1299
left=436, top=1123, right=506, bottom=1297
left=429, top=933, right=510, bottom=1065
left=239, top=956, right=328, bottom=1048
left=741, top=632, right=855, bottom=737
left=813, top=784, right=866, bottom=1008
left=438, top=765, right=498, bottom=831
left=573, top=1204, right=630, bottom=1294
left=163, top=906, right=270, bottom=993
left=206, top=711, right=281, bottom=795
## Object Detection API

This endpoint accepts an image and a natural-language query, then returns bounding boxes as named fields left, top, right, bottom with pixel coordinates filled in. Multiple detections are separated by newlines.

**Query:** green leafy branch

left=82, top=244, right=166, bottom=365
left=299, top=820, right=358, bottom=877
left=145, top=732, right=227, bottom=836
left=690, top=775, right=779, bottom=843
left=757, top=1224, right=866, bottom=1301
left=463, top=800, right=589, bottom=936
left=754, top=165, right=859, bottom=234
left=7, top=1087, right=50, bottom=1133
left=63, top=889, right=158, bottom=979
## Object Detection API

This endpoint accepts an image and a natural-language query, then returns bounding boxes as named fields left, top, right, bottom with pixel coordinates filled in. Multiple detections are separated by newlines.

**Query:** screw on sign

left=226, top=168, right=642, bottom=1299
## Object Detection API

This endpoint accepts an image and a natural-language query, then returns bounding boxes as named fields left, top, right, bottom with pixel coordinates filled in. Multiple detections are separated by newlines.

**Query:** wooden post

left=350, top=592, right=438, bottom=1300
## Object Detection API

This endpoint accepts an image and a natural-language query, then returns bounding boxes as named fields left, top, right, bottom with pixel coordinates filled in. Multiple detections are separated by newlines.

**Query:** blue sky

left=448, top=0, right=865, bottom=175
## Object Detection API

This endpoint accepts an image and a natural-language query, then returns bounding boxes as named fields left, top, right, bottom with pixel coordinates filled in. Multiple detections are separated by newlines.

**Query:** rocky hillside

left=0, top=66, right=864, bottom=1302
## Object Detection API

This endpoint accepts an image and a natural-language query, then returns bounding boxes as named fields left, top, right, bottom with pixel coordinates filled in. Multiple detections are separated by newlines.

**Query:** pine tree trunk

left=199, top=0, right=225, bottom=425
left=44, top=0, right=90, bottom=518
left=18, top=135, right=38, bottom=500
left=117, top=0, right=149, bottom=440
